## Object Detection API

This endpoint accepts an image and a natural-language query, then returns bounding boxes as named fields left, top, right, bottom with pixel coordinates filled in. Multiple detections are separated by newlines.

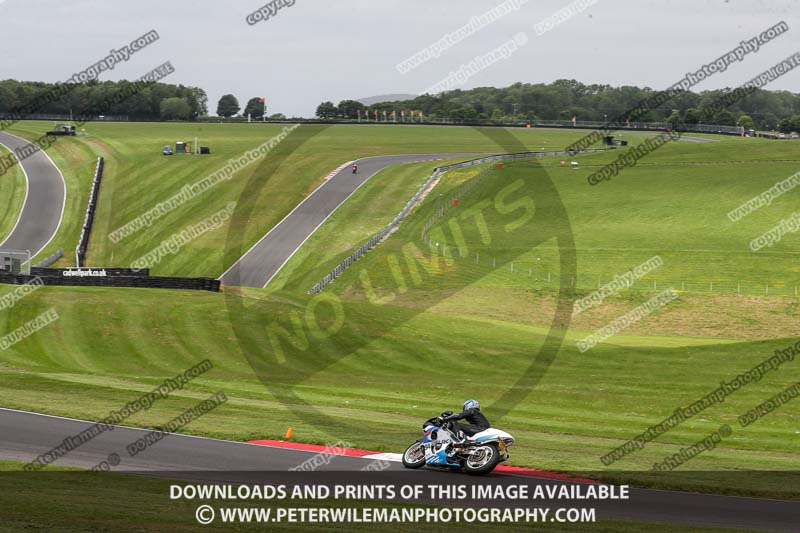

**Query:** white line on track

left=362, top=452, right=403, bottom=462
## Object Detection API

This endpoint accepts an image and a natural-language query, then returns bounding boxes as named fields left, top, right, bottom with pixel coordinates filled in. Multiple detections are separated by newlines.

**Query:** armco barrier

left=1, top=115, right=747, bottom=135
left=76, top=157, right=104, bottom=267
left=308, top=149, right=604, bottom=294
left=0, top=271, right=219, bottom=292
left=33, top=248, right=63, bottom=268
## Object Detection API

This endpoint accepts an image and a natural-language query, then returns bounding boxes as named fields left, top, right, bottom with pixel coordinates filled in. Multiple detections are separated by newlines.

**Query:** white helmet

left=463, top=399, right=480, bottom=411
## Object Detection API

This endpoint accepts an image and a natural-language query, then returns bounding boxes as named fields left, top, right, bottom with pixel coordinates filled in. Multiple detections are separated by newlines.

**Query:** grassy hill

left=0, top=124, right=798, bottom=497
left=6, top=122, right=595, bottom=273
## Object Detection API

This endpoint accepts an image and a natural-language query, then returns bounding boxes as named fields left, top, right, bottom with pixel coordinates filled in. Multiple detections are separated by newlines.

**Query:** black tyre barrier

left=0, top=271, right=219, bottom=292
left=30, top=267, right=150, bottom=277
left=75, top=157, right=104, bottom=267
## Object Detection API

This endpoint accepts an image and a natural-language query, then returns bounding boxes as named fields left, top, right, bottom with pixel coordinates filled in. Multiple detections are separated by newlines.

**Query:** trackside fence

left=0, top=271, right=220, bottom=292
left=76, top=157, right=104, bottom=267
left=1, top=115, right=749, bottom=136
left=308, top=149, right=604, bottom=294
left=33, top=248, right=63, bottom=268
left=30, top=267, right=149, bottom=277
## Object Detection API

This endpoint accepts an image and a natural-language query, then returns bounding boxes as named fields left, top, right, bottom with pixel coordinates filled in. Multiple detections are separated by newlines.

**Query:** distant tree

left=666, top=109, right=681, bottom=126
left=629, top=106, right=656, bottom=122
left=337, top=99, right=365, bottom=119
left=449, top=106, right=478, bottom=119
left=761, top=112, right=779, bottom=130
left=316, top=101, right=337, bottom=119
left=712, top=110, right=736, bottom=126
left=683, top=108, right=702, bottom=124
left=778, top=115, right=800, bottom=133
left=159, top=97, right=192, bottom=120
left=736, top=114, right=754, bottom=129
left=216, top=94, right=240, bottom=117
left=243, top=97, right=266, bottom=119
left=187, top=87, right=208, bottom=116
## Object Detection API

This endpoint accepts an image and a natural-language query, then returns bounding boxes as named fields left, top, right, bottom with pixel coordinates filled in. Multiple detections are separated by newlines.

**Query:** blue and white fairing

left=421, top=424, right=460, bottom=467
left=469, top=428, right=515, bottom=447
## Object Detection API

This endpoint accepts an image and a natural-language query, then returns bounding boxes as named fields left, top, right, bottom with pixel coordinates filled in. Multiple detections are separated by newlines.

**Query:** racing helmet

left=463, top=399, right=480, bottom=411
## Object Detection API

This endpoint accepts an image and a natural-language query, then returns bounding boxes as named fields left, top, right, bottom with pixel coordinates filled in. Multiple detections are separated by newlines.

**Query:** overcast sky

left=2, top=0, right=799, bottom=117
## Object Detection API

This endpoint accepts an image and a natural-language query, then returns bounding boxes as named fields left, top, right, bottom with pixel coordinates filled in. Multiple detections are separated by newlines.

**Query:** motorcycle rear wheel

left=464, top=443, right=500, bottom=475
left=402, top=442, right=425, bottom=469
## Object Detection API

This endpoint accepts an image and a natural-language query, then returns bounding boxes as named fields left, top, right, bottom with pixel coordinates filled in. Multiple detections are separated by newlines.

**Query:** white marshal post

left=0, top=249, right=31, bottom=275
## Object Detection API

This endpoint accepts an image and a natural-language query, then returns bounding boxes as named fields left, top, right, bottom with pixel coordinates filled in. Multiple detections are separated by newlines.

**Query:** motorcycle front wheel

left=402, top=442, right=426, bottom=469
left=464, top=443, right=500, bottom=475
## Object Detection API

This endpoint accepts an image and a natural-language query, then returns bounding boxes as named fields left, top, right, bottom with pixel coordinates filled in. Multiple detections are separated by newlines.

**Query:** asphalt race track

left=0, top=131, right=66, bottom=258
left=1, top=408, right=798, bottom=531
left=219, top=153, right=479, bottom=288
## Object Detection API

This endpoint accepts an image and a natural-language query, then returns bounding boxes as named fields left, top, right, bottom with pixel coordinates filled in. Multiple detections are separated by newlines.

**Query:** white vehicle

left=402, top=411, right=515, bottom=475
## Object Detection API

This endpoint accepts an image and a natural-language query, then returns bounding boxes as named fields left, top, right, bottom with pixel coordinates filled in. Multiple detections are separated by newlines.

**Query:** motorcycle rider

left=352, top=163, right=358, bottom=174
left=440, top=400, right=490, bottom=443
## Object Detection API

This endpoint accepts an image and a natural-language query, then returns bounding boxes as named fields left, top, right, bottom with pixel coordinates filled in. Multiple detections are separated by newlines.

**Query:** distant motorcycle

left=402, top=411, right=515, bottom=475
left=352, top=164, right=358, bottom=174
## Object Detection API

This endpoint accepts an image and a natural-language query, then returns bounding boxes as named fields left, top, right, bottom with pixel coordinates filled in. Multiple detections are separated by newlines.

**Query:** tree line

left=316, top=79, right=800, bottom=131
left=0, top=79, right=209, bottom=121
left=4, top=77, right=798, bottom=130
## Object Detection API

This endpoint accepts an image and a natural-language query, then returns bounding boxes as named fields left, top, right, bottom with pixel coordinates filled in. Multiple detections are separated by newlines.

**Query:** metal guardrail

left=308, top=149, right=604, bottom=294
left=526, top=120, right=744, bottom=135
left=0, top=113, right=131, bottom=122
left=76, top=157, right=104, bottom=267
left=33, top=248, right=63, bottom=268
left=210, top=118, right=746, bottom=136
left=1, top=115, right=752, bottom=136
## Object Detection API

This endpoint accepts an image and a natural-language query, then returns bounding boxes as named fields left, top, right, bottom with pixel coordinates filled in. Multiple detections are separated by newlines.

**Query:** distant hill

left=357, top=94, right=417, bottom=106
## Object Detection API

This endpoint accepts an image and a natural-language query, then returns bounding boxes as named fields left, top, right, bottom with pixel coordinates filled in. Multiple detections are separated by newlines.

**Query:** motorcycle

left=401, top=411, right=515, bottom=475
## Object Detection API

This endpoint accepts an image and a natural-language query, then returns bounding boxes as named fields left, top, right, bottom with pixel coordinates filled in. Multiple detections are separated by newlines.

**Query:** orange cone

left=283, top=427, right=293, bottom=440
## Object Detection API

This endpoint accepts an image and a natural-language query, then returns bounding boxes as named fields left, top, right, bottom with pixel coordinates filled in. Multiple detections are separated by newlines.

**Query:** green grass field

left=0, top=123, right=799, bottom=499
left=0, top=145, right=26, bottom=245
